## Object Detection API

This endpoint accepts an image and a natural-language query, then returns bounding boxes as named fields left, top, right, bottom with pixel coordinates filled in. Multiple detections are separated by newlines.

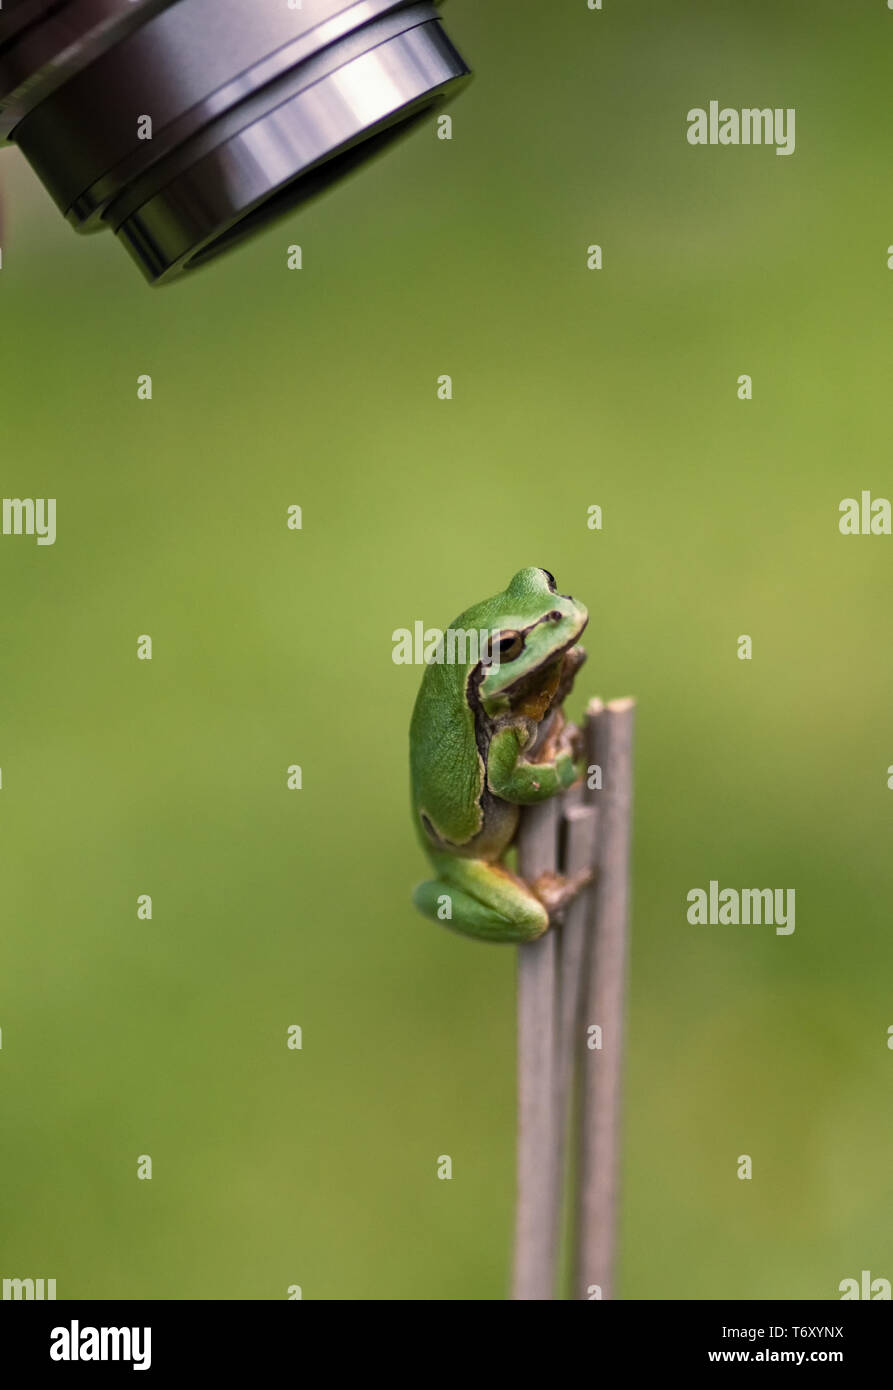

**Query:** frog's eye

left=493, top=630, right=524, bottom=662
left=540, top=568, right=557, bottom=591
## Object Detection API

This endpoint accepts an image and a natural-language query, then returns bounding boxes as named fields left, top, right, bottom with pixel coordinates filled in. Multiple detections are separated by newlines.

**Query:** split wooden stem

left=512, top=696, right=635, bottom=1301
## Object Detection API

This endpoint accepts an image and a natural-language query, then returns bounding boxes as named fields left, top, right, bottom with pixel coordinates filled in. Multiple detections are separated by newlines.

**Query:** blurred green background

left=1, top=0, right=892, bottom=1300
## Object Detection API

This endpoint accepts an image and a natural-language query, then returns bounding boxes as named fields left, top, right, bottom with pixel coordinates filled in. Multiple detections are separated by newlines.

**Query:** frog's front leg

left=484, top=726, right=593, bottom=918
left=413, top=852, right=549, bottom=943
left=486, top=725, right=582, bottom=803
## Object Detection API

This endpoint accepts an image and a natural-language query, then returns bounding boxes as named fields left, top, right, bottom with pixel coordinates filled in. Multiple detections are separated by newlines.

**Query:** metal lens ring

left=0, top=0, right=471, bottom=284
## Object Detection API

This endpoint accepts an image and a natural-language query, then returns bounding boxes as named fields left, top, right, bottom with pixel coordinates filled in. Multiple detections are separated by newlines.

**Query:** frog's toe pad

left=530, top=868, right=594, bottom=920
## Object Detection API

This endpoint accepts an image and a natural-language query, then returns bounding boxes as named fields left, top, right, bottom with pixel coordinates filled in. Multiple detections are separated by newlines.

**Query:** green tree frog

left=410, top=567, right=590, bottom=942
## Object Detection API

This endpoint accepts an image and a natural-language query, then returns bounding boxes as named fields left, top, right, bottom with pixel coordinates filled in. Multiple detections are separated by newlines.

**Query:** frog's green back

left=410, top=653, right=484, bottom=848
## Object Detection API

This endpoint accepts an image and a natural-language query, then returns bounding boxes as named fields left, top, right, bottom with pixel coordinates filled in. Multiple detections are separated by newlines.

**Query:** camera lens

left=0, top=0, right=471, bottom=284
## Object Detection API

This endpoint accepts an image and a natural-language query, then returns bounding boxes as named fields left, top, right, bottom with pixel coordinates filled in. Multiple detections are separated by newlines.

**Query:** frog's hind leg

left=413, top=853, right=549, bottom=944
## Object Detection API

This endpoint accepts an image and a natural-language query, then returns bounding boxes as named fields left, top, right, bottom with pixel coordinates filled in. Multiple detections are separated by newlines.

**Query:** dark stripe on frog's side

left=419, top=659, right=519, bottom=859
left=464, top=659, right=504, bottom=837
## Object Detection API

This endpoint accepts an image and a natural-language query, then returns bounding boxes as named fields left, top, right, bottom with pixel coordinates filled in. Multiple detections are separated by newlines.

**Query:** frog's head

left=477, top=567, right=588, bottom=719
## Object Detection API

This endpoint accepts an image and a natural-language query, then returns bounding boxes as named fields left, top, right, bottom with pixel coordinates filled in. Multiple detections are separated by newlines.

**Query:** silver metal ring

left=0, top=0, right=471, bottom=283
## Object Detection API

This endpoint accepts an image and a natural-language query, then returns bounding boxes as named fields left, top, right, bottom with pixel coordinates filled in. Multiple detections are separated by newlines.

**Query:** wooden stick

left=575, top=697, right=635, bottom=1300
left=552, top=785, right=600, bottom=1300
left=555, top=783, right=601, bottom=1190
left=512, top=795, right=561, bottom=1300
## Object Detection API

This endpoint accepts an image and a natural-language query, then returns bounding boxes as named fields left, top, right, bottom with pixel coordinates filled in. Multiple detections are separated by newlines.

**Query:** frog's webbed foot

left=529, top=867, right=595, bottom=923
